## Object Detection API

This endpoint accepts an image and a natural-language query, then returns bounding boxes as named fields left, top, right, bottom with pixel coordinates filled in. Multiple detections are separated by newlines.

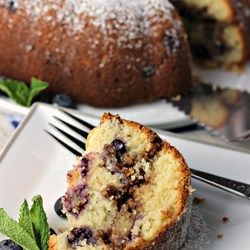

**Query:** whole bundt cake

left=48, top=113, right=192, bottom=250
left=0, top=0, right=192, bottom=107
left=171, top=0, right=250, bottom=69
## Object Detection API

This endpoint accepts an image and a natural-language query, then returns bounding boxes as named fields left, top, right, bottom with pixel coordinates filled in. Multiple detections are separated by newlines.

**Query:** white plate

left=78, top=100, right=191, bottom=129
left=194, top=63, right=250, bottom=93
left=0, top=103, right=250, bottom=249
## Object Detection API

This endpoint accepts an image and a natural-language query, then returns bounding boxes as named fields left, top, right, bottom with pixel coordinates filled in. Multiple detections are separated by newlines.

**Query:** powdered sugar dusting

left=182, top=206, right=212, bottom=250
left=0, top=0, right=181, bottom=53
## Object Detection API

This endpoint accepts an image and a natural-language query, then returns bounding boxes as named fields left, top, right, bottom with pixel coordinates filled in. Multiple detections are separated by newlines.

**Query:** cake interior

left=172, top=0, right=244, bottom=67
left=54, top=115, right=191, bottom=249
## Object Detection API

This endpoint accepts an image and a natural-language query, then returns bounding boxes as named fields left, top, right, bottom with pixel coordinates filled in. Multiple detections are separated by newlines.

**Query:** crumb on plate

left=222, top=216, right=229, bottom=223
left=216, top=234, right=223, bottom=240
left=193, top=196, right=205, bottom=205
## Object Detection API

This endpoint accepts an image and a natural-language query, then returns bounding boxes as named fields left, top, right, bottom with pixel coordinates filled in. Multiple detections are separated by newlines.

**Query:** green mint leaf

left=30, top=195, right=50, bottom=250
left=18, top=200, right=35, bottom=239
left=27, top=78, right=49, bottom=106
left=0, top=80, right=12, bottom=97
left=0, top=208, right=39, bottom=250
left=0, top=77, right=49, bottom=107
left=0, top=79, right=30, bottom=106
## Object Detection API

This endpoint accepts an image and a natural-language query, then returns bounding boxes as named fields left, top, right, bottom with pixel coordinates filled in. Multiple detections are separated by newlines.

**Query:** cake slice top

left=86, top=113, right=163, bottom=159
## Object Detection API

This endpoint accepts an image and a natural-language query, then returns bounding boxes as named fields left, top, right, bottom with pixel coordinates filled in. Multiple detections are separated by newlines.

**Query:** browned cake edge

left=231, top=0, right=250, bottom=62
left=101, top=113, right=192, bottom=249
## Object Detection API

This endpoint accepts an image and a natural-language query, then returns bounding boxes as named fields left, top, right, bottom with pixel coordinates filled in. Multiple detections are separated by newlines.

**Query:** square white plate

left=0, top=103, right=250, bottom=249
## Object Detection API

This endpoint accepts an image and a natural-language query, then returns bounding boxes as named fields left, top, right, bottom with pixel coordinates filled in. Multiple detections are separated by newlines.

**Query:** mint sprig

left=0, top=195, right=51, bottom=250
left=0, top=77, right=49, bottom=107
left=0, top=209, right=39, bottom=250
left=30, top=196, right=51, bottom=250
left=19, top=199, right=35, bottom=239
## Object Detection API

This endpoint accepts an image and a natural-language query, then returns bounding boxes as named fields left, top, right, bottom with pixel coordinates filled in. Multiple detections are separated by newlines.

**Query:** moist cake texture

left=171, top=0, right=250, bottom=69
left=49, top=113, right=192, bottom=249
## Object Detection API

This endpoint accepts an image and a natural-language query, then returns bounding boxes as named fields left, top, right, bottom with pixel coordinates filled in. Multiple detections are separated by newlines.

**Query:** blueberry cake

left=171, top=0, right=250, bottom=69
left=48, top=113, right=192, bottom=249
left=0, top=0, right=192, bottom=107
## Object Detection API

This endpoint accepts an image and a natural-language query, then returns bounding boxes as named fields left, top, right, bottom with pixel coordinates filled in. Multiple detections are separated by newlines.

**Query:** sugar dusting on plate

left=182, top=206, right=212, bottom=250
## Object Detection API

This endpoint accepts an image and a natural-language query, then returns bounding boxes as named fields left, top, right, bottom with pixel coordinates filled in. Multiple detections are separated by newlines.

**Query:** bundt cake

left=171, top=0, right=250, bottom=69
left=49, top=113, right=192, bottom=249
left=0, top=0, right=192, bottom=107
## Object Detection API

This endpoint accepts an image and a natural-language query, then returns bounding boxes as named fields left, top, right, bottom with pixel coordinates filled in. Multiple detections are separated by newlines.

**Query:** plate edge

left=0, top=103, right=39, bottom=163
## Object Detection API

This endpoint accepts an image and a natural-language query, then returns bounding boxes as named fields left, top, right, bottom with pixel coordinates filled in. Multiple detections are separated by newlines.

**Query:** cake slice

left=171, top=0, right=250, bottom=69
left=49, top=113, right=192, bottom=249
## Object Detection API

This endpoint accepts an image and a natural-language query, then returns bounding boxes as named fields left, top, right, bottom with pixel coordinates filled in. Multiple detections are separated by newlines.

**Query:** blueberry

left=11, top=120, right=19, bottom=129
left=52, top=94, right=76, bottom=109
left=165, top=33, right=178, bottom=54
left=111, top=139, right=126, bottom=154
left=54, top=197, right=67, bottom=219
left=0, top=90, right=7, bottom=97
left=142, top=65, right=155, bottom=78
left=50, top=228, right=56, bottom=235
left=80, top=157, right=89, bottom=177
left=64, top=184, right=89, bottom=217
left=34, top=92, right=54, bottom=104
left=0, top=239, right=22, bottom=250
left=67, top=227, right=96, bottom=247
left=7, top=0, right=18, bottom=11
left=111, top=139, right=126, bottom=162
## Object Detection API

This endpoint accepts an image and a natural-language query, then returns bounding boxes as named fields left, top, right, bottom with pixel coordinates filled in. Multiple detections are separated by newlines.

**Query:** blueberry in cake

left=171, top=0, right=250, bottom=69
left=49, top=113, right=192, bottom=249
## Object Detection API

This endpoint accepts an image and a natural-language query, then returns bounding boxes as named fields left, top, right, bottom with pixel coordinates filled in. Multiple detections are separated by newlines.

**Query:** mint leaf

left=27, top=78, right=49, bottom=106
left=18, top=200, right=35, bottom=239
left=30, top=195, right=50, bottom=250
left=0, top=77, right=49, bottom=107
left=0, top=79, right=30, bottom=106
left=0, top=208, right=39, bottom=250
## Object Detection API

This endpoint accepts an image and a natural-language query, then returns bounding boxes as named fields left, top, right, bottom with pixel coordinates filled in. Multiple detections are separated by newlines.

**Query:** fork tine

left=49, top=123, right=86, bottom=150
left=53, top=116, right=89, bottom=139
left=60, top=109, right=95, bottom=130
left=45, top=130, right=82, bottom=156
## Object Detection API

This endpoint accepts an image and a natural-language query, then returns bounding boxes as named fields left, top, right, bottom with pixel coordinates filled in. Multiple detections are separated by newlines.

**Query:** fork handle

left=191, top=169, right=250, bottom=200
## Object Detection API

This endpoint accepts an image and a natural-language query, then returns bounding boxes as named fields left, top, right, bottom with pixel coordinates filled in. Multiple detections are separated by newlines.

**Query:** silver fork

left=46, top=109, right=250, bottom=200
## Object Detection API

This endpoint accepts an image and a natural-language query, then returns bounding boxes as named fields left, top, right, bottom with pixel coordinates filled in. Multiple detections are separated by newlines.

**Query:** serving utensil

left=168, top=81, right=250, bottom=141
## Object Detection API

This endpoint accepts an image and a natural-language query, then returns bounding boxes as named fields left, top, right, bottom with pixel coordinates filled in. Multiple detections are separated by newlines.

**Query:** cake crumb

left=171, top=94, right=182, bottom=102
left=222, top=216, right=229, bottom=223
left=216, top=234, right=223, bottom=240
left=193, top=197, right=205, bottom=205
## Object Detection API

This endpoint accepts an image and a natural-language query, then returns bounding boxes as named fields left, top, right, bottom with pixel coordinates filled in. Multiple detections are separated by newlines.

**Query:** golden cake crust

left=0, top=0, right=192, bottom=107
